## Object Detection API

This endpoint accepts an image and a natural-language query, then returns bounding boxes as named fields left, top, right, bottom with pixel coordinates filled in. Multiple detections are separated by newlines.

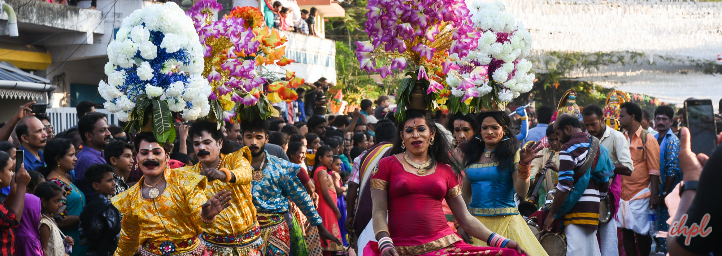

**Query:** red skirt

left=363, top=240, right=523, bottom=256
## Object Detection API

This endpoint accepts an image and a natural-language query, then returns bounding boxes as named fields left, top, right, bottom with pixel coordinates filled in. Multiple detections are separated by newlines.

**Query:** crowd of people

left=269, top=1, right=320, bottom=36
left=0, top=92, right=718, bottom=256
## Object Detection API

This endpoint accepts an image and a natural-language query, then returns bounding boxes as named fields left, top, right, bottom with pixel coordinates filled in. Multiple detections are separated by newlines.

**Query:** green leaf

left=151, top=100, right=172, bottom=145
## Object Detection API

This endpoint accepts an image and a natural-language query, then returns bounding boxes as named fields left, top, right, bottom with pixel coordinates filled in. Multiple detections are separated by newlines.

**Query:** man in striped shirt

left=545, top=114, right=612, bottom=256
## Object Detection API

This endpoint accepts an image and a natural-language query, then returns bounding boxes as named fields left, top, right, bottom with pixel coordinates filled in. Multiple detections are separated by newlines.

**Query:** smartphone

left=30, top=103, right=47, bottom=114
left=307, top=148, right=315, bottom=154
left=684, top=99, right=718, bottom=156
left=14, top=149, right=23, bottom=173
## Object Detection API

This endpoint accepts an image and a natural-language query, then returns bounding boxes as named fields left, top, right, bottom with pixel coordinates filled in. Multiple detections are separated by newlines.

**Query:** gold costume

left=179, top=148, right=261, bottom=255
left=112, top=169, right=210, bottom=256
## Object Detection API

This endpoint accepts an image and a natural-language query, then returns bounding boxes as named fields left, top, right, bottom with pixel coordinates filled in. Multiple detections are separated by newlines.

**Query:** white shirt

left=598, top=125, right=635, bottom=171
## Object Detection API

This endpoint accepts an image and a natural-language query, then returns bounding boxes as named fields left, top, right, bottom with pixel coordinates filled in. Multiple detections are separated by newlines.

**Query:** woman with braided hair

left=366, top=110, right=528, bottom=256
left=460, top=111, right=548, bottom=256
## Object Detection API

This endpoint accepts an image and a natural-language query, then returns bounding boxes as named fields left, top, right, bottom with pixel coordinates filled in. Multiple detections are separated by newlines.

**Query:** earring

left=430, top=137, right=434, bottom=145
left=401, top=141, right=406, bottom=150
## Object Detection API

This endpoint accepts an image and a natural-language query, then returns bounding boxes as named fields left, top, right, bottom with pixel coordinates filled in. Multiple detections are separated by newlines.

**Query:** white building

left=0, top=0, right=341, bottom=131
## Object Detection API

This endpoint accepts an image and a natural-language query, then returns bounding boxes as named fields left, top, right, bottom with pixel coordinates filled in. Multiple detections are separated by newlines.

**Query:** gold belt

left=469, top=207, right=519, bottom=216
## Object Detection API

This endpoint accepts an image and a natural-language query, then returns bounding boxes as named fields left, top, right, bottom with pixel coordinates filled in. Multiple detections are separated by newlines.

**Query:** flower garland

left=99, top=2, right=212, bottom=144
left=445, top=1, right=534, bottom=113
left=356, top=0, right=479, bottom=119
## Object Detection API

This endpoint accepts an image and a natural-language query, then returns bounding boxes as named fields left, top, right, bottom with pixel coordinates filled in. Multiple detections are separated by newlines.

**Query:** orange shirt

left=621, top=126, right=660, bottom=201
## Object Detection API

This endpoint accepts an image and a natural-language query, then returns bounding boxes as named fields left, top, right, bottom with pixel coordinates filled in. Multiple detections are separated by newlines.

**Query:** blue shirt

left=251, top=151, right=322, bottom=226
left=20, top=145, right=45, bottom=172
left=523, top=123, right=548, bottom=145
left=655, top=129, right=681, bottom=196
left=74, top=147, right=106, bottom=201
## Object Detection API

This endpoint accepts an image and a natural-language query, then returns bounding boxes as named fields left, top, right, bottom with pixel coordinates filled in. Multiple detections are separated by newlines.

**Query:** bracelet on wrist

left=200, top=212, right=215, bottom=224
left=500, top=238, right=510, bottom=248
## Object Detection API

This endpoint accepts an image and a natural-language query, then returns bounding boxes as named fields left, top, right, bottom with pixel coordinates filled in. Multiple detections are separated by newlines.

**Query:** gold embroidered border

left=446, top=185, right=462, bottom=200
left=395, top=233, right=461, bottom=255
left=467, top=162, right=499, bottom=169
left=370, top=178, right=388, bottom=190
left=469, top=207, right=519, bottom=216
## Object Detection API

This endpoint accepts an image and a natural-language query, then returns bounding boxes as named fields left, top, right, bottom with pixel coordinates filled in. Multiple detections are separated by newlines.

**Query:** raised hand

left=202, top=190, right=232, bottom=220
left=15, top=163, right=31, bottom=187
left=519, top=141, right=542, bottom=165
left=515, top=106, right=527, bottom=117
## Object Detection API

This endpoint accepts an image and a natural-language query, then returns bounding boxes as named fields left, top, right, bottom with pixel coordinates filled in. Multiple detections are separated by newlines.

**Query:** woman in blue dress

left=461, top=111, right=548, bottom=256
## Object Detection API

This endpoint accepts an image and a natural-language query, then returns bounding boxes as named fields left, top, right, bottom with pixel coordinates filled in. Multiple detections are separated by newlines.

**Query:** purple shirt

left=75, top=147, right=106, bottom=201
left=15, top=194, right=42, bottom=255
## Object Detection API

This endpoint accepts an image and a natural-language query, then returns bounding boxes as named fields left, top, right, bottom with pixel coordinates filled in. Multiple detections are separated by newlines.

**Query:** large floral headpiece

left=445, top=1, right=534, bottom=113
left=186, top=1, right=302, bottom=123
left=99, top=2, right=212, bottom=144
left=356, top=0, right=479, bottom=119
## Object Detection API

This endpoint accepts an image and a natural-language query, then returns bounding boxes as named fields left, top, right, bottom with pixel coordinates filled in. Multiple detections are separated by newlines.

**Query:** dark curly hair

left=390, top=110, right=460, bottom=176
left=463, top=111, right=519, bottom=171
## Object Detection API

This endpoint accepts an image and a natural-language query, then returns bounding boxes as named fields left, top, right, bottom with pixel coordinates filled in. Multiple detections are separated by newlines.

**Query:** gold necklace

left=252, top=153, right=267, bottom=181
left=143, top=177, right=163, bottom=199
left=404, top=152, right=431, bottom=175
left=484, top=148, right=494, bottom=158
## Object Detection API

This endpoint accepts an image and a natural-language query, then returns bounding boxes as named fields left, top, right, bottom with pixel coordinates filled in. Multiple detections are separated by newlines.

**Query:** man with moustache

left=10, top=115, right=48, bottom=195
left=112, top=132, right=233, bottom=255
left=180, top=121, right=262, bottom=255
left=545, top=114, right=615, bottom=256
left=582, top=104, right=634, bottom=256
left=240, top=118, right=340, bottom=255
left=75, top=112, right=112, bottom=199
left=652, top=105, right=681, bottom=253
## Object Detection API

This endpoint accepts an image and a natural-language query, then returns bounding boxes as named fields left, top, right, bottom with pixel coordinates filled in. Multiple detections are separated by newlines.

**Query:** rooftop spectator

left=298, top=9, right=310, bottom=35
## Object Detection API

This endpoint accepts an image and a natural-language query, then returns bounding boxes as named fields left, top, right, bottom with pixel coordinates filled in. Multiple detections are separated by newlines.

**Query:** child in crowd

left=330, top=156, right=349, bottom=247
left=0, top=151, right=31, bottom=255
left=79, top=164, right=122, bottom=255
left=312, top=146, right=344, bottom=255
left=103, top=141, right=132, bottom=195
left=36, top=181, right=74, bottom=256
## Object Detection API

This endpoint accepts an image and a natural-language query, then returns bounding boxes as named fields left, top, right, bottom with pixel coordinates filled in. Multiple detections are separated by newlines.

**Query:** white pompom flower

left=498, top=89, right=513, bottom=102
left=139, top=41, right=158, bottom=60
left=116, top=96, right=136, bottom=111
left=108, top=70, right=126, bottom=87
left=116, top=111, right=130, bottom=122
left=166, top=81, right=184, bottom=97
left=145, top=84, right=164, bottom=98
left=137, top=62, right=154, bottom=81
left=160, top=33, right=181, bottom=53
left=131, top=25, right=150, bottom=43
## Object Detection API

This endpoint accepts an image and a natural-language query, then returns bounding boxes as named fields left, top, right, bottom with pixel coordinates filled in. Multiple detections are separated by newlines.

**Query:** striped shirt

left=556, top=132, right=601, bottom=229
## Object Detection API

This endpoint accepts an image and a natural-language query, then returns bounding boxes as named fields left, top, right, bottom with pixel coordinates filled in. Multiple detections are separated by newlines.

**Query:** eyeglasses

left=43, top=125, right=54, bottom=131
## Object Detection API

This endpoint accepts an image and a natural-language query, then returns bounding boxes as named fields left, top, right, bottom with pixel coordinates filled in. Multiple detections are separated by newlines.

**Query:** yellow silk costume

left=179, top=148, right=262, bottom=255
left=179, top=148, right=256, bottom=236
left=112, top=169, right=210, bottom=256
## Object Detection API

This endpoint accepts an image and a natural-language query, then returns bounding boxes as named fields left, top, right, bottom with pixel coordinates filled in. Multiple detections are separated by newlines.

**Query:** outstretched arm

left=0, top=102, right=33, bottom=141
left=448, top=195, right=528, bottom=255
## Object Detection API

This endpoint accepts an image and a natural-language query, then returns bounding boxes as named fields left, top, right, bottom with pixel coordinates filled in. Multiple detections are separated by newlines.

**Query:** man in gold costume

left=181, top=121, right=261, bottom=255
left=112, top=132, right=233, bottom=256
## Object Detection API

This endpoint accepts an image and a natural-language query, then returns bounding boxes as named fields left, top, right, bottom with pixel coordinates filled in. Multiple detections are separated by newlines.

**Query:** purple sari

left=16, top=194, right=43, bottom=255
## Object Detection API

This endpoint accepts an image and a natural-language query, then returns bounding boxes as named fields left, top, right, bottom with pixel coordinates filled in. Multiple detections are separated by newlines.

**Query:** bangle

left=200, top=212, right=215, bottom=224
left=375, top=230, right=389, bottom=237
left=520, top=116, right=528, bottom=120
left=381, top=247, right=394, bottom=255
left=220, top=168, right=232, bottom=182
left=487, top=233, right=496, bottom=245
left=501, top=238, right=510, bottom=248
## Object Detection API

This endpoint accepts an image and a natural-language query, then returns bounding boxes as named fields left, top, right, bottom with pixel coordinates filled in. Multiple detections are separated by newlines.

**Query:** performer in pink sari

left=364, top=110, right=528, bottom=256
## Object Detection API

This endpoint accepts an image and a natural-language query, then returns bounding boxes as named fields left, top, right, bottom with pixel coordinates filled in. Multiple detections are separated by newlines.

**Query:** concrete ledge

left=1, top=0, right=104, bottom=34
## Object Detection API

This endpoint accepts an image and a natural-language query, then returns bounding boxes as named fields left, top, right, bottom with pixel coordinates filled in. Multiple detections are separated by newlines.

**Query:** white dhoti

left=599, top=220, right=619, bottom=256
left=565, top=224, right=601, bottom=256
left=356, top=221, right=376, bottom=256
left=615, top=187, right=651, bottom=235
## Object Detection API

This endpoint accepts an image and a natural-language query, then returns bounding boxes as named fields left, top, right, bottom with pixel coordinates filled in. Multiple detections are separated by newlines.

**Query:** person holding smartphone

left=0, top=151, right=32, bottom=256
